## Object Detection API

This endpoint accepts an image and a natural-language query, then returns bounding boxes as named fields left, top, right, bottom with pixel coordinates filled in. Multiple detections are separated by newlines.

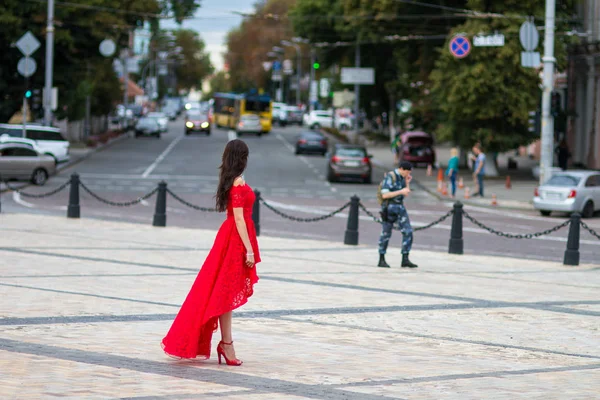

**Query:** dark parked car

left=327, top=144, right=372, bottom=184
left=295, top=131, right=328, bottom=156
left=185, top=112, right=211, bottom=135
left=135, top=117, right=161, bottom=139
left=398, top=131, right=436, bottom=167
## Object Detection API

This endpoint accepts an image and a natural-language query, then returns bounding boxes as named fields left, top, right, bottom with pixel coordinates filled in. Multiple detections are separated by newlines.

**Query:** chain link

left=359, top=203, right=453, bottom=231
left=260, top=198, right=351, bottom=222
left=3, top=180, right=71, bottom=198
left=463, top=210, right=571, bottom=239
left=580, top=220, right=600, bottom=241
left=166, top=189, right=217, bottom=212
left=80, top=182, right=158, bottom=206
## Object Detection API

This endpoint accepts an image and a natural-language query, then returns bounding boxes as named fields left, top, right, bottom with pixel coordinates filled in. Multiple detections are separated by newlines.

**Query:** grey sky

left=161, top=0, right=254, bottom=71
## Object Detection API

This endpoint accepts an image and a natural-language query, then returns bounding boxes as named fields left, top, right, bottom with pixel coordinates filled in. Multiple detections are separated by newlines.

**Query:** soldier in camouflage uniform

left=378, top=161, right=418, bottom=268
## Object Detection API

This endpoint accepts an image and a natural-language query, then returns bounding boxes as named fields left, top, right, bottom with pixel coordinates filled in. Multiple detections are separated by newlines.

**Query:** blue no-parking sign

left=449, top=35, right=471, bottom=59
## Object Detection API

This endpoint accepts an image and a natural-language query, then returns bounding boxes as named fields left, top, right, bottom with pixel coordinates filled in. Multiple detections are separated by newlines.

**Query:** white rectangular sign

left=473, top=34, right=505, bottom=47
left=341, top=67, right=375, bottom=85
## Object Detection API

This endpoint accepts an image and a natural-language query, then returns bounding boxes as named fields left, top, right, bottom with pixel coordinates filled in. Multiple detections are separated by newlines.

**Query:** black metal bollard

left=252, top=190, right=261, bottom=237
left=448, top=202, right=464, bottom=255
left=563, top=213, right=581, bottom=266
left=67, top=173, right=80, bottom=219
left=344, top=195, right=360, bottom=245
left=153, top=181, right=167, bottom=227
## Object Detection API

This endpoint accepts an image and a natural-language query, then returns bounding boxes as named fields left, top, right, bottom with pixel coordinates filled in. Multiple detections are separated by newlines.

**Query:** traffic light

left=313, top=62, right=320, bottom=70
left=551, top=91, right=561, bottom=117
left=25, top=90, right=32, bottom=99
left=528, top=110, right=541, bottom=135
left=31, top=89, right=42, bottom=113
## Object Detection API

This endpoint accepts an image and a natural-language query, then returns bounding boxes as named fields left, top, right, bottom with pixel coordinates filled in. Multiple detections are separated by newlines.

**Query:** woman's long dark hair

left=216, top=139, right=249, bottom=212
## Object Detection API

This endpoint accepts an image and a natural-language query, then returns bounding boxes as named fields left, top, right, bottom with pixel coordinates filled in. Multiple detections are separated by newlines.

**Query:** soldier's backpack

left=376, top=171, right=397, bottom=206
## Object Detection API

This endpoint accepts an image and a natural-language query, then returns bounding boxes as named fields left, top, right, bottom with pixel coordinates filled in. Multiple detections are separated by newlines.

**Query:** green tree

left=0, top=0, right=200, bottom=123
left=172, top=29, right=213, bottom=91
left=224, top=0, right=296, bottom=93
left=205, top=71, right=231, bottom=98
left=430, top=0, right=577, bottom=152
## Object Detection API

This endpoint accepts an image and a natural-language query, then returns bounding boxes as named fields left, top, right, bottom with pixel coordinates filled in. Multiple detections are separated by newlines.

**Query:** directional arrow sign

left=16, top=31, right=41, bottom=57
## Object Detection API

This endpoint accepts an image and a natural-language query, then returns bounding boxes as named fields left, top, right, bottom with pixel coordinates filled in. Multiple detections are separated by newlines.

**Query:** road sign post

left=539, top=2, right=557, bottom=186
left=16, top=32, right=41, bottom=135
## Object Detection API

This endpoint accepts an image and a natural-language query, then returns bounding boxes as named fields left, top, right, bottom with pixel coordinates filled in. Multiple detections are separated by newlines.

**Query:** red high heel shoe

left=217, top=341, right=243, bottom=366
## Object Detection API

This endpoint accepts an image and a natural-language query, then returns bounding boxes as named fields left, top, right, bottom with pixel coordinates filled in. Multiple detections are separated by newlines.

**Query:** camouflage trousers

left=378, top=203, right=413, bottom=255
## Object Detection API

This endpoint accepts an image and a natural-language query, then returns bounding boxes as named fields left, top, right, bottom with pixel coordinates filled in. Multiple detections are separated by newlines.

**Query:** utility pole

left=539, top=0, right=556, bottom=185
left=309, top=47, right=315, bottom=111
left=43, top=0, right=55, bottom=125
left=354, top=38, right=360, bottom=131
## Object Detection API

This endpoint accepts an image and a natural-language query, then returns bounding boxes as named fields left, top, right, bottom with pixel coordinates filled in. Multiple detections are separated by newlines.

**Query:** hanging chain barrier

left=166, top=188, right=217, bottom=212
left=580, top=220, right=600, bottom=241
left=260, top=197, right=351, bottom=222
left=80, top=182, right=158, bottom=207
left=358, top=203, right=453, bottom=231
left=3, top=180, right=71, bottom=198
left=463, top=210, right=571, bottom=239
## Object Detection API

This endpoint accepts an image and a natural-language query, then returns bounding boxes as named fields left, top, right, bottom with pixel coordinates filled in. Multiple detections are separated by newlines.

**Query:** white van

left=0, top=124, right=70, bottom=164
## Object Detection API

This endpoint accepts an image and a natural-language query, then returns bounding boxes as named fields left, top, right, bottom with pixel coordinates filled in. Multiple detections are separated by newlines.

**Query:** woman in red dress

left=161, top=139, right=260, bottom=366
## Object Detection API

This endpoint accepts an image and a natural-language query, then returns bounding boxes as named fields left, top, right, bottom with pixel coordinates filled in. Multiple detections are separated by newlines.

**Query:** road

left=2, top=117, right=599, bottom=265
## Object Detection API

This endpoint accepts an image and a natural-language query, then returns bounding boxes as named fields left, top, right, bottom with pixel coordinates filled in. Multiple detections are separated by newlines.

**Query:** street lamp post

left=281, top=40, right=301, bottom=105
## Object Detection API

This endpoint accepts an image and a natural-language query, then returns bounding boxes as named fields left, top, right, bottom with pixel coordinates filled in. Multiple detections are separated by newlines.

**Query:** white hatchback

left=0, top=124, right=70, bottom=164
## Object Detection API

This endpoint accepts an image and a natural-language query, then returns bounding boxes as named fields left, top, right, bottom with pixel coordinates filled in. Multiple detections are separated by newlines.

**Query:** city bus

left=213, top=92, right=273, bottom=134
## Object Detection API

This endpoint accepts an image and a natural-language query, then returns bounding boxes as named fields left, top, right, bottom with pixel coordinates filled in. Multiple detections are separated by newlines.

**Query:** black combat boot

left=378, top=254, right=390, bottom=268
left=401, top=254, right=418, bottom=268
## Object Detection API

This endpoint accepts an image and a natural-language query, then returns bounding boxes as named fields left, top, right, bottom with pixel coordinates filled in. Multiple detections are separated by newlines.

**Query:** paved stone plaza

left=1, top=213, right=599, bottom=399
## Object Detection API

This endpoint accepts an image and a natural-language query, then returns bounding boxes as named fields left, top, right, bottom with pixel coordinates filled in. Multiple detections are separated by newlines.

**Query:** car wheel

left=540, top=210, right=551, bottom=217
left=206, top=130, right=211, bottom=136
left=31, top=168, right=48, bottom=186
left=582, top=200, right=595, bottom=218
left=364, top=176, right=372, bottom=184
left=321, top=151, right=327, bottom=157
left=156, top=133, right=161, bottom=139
left=311, top=123, right=320, bottom=130
left=295, top=148, right=301, bottom=155
left=327, top=169, right=336, bottom=183
left=257, top=132, right=263, bottom=137
left=185, top=130, right=190, bottom=135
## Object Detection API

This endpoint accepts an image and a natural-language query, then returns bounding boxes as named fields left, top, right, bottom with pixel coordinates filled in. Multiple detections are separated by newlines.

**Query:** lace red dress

left=161, top=183, right=260, bottom=359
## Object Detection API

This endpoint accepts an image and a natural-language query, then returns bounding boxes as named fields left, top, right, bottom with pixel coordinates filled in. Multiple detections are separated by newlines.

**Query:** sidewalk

left=1, top=213, right=599, bottom=399
left=368, top=145, right=538, bottom=210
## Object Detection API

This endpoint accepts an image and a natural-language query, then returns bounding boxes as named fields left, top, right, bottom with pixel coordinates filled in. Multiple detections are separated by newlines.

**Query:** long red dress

left=161, top=183, right=260, bottom=359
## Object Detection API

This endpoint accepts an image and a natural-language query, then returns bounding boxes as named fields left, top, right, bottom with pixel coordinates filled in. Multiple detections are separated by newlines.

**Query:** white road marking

left=12, top=192, right=34, bottom=208
left=276, top=132, right=337, bottom=194
left=76, top=173, right=218, bottom=181
left=141, top=135, right=184, bottom=178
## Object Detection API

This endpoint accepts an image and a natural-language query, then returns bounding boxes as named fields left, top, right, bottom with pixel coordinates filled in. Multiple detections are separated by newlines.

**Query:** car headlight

left=201, top=122, right=209, bottom=128
left=186, top=121, right=194, bottom=128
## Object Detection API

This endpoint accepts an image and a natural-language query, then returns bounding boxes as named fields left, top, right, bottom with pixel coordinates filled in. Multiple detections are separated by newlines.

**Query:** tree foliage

left=430, top=0, right=578, bottom=152
left=224, top=0, right=296, bottom=93
left=172, top=29, right=213, bottom=90
left=0, top=0, right=200, bottom=123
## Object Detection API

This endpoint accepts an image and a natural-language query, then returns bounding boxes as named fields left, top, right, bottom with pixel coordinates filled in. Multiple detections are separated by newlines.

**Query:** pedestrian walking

left=162, top=139, right=259, bottom=366
left=446, top=147, right=459, bottom=198
left=377, top=161, right=418, bottom=269
left=470, top=144, right=486, bottom=197
left=556, top=139, right=571, bottom=171
left=391, top=133, right=402, bottom=165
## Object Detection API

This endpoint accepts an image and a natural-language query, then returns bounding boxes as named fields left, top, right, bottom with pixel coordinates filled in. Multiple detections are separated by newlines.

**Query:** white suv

left=304, top=111, right=352, bottom=130
left=0, top=124, right=70, bottom=164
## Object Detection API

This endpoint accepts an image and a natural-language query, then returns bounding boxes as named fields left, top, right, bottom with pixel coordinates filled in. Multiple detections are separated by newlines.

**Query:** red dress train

left=161, top=184, right=260, bottom=359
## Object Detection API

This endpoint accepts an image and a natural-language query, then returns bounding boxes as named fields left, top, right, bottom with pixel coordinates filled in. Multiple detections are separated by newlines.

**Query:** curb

left=414, top=177, right=534, bottom=211
left=0, top=132, right=130, bottom=194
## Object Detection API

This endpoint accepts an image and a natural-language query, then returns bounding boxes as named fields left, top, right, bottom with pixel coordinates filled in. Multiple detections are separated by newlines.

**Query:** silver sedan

left=0, top=143, right=56, bottom=185
left=533, top=171, right=600, bottom=218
